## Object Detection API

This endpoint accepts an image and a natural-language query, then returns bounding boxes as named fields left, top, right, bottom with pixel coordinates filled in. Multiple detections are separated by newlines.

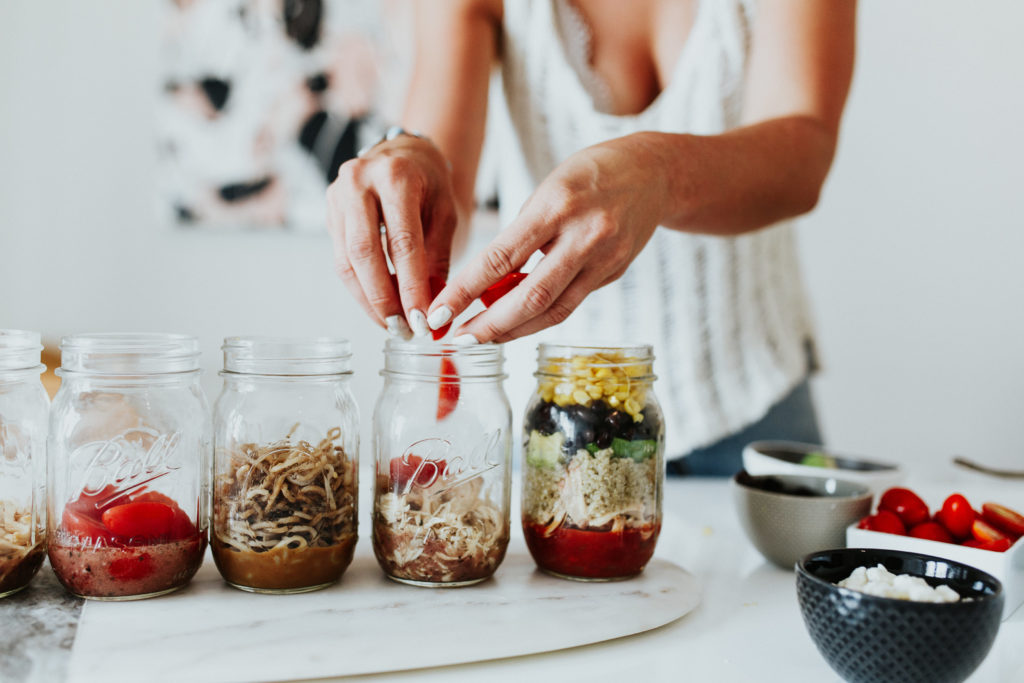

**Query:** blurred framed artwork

left=158, top=0, right=411, bottom=232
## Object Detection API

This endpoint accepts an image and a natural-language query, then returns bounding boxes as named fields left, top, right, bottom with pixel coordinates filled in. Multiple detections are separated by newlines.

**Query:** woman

left=327, top=0, right=856, bottom=475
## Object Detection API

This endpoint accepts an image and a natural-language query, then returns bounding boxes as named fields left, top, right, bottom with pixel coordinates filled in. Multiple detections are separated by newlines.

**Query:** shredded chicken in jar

left=374, top=474, right=508, bottom=584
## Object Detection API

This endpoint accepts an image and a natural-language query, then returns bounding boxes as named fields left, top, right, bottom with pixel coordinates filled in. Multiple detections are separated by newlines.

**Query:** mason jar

left=0, top=331, right=48, bottom=598
left=373, top=340, right=511, bottom=587
left=212, top=337, right=359, bottom=594
left=522, top=344, right=664, bottom=580
left=47, top=333, right=210, bottom=600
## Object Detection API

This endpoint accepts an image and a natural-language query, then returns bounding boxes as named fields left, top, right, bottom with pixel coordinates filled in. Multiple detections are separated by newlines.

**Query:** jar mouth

left=0, top=329, right=43, bottom=371
left=535, top=343, right=656, bottom=381
left=382, top=339, right=506, bottom=380
left=222, top=336, right=352, bottom=376
left=60, top=333, right=200, bottom=375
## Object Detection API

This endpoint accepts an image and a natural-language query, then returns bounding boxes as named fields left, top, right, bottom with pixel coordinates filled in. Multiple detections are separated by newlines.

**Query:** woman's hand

left=428, top=133, right=667, bottom=344
left=326, top=134, right=458, bottom=338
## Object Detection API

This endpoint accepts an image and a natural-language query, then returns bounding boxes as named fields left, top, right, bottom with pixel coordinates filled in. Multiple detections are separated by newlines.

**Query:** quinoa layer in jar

left=522, top=345, right=664, bottom=581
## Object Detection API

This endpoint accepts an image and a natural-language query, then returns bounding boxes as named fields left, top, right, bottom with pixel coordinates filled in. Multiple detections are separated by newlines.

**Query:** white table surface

left=318, top=462, right=1024, bottom=683
left=33, top=460, right=1024, bottom=683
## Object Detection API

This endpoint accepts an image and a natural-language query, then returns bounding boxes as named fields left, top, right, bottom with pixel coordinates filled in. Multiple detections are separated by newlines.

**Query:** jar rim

left=222, top=336, right=352, bottom=376
left=536, top=343, right=656, bottom=379
left=60, top=333, right=200, bottom=375
left=382, top=339, right=506, bottom=380
left=0, top=329, right=43, bottom=371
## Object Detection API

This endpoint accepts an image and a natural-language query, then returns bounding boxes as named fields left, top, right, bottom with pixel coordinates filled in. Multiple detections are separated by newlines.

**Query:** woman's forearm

left=636, top=115, right=839, bottom=236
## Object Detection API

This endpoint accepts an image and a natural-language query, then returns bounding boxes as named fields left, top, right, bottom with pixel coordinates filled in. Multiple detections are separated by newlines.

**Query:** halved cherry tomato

left=436, top=355, right=460, bottom=420
left=981, top=502, right=1024, bottom=538
left=909, top=521, right=954, bottom=543
left=879, top=487, right=930, bottom=527
left=101, top=502, right=174, bottom=541
left=428, top=276, right=451, bottom=340
left=936, top=493, right=976, bottom=539
left=857, top=510, right=906, bottom=535
left=480, top=272, right=527, bottom=307
left=61, top=506, right=117, bottom=545
left=132, top=491, right=198, bottom=540
left=971, top=518, right=1010, bottom=544
left=389, top=454, right=447, bottom=490
left=67, top=484, right=132, bottom=516
left=962, top=538, right=1013, bottom=552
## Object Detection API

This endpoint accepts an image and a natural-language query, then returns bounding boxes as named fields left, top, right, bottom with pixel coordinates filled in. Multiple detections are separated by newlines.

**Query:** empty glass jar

left=212, top=337, right=359, bottom=593
left=0, top=331, right=48, bottom=598
left=372, top=340, right=511, bottom=587
left=47, top=334, right=210, bottom=600
left=522, top=344, right=664, bottom=580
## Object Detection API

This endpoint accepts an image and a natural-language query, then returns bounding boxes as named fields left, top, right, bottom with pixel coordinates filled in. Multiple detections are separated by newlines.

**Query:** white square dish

left=846, top=524, right=1023, bottom=620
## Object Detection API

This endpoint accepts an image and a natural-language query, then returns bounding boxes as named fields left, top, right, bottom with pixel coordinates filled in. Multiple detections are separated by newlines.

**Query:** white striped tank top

left=493, top=0, right=818, bottom=457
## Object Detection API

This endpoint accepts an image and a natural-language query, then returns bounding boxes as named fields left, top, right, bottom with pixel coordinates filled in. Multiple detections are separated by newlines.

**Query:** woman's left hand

left=428, top=133, right=667, bottom=344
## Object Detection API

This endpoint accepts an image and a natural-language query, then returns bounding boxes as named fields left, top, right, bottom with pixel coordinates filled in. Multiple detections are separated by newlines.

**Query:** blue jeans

left=666, top=380, right=822, bottom=477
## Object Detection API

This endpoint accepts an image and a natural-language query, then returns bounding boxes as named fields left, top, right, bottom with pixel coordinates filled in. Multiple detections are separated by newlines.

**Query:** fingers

left=491, top=268, right=603, bottom=342
left=327, top=182, right=385, bottom=328
left=449, top=241, right=582, bottom=343
left=428, top=214, right=553, bottom=332
left=342, top=189, right=405, bottom=328
left=378, top=173, right=432, bottom=337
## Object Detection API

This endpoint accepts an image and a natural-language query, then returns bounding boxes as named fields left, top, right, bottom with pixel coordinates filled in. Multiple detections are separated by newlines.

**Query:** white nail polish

left=386, top=315, right=413, bottom=340
left=427, top=305, right=453, bottom=330
left=409, top=309, right=430, bottom=337
left=452, top=334, right=479, bottom=346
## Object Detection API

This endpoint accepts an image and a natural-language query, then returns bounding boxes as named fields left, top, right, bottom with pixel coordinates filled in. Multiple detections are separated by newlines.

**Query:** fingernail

left=386, top=315, right=413, bottom=340
left=427, top=305, right=453, bottom=330
left=452, top=333, right=479, bottom=346
left=409, top=309, right=430, bottom=337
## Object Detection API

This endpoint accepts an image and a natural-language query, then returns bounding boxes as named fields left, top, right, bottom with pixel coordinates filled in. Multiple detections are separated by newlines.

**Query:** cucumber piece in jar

left=526, top=430, right=565, bottom=469
left=611, top=437, right=657, bottom=462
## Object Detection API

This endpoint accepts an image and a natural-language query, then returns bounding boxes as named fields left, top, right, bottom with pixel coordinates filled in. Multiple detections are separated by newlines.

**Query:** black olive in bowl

left=796, top=548, right=1003, bottom=683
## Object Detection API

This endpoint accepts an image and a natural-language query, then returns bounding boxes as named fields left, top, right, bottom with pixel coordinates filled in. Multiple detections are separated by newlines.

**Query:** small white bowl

left=742, top=440, right=904, bottom=496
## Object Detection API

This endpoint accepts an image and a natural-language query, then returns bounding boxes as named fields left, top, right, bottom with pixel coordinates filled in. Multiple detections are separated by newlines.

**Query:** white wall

left=2, top=1, right=1022, bottom=471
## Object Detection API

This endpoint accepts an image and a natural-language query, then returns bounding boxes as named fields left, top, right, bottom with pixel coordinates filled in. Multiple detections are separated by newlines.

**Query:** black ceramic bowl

left=796, top=548, right=1003, bottom=683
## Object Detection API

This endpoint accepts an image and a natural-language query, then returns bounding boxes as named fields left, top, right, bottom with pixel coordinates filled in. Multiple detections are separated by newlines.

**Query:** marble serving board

left=66, top=538, right=700, bottom=683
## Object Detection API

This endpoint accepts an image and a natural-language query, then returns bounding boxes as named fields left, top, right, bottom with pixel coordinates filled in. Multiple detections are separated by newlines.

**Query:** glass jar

left=373, top=341, right=511, bottom=587
left=522, top=344, right=664, bottom=581
left=47, top=333, right=210, bottom=600
left=212, top=337, right=359, bottom=594
left=0, top=331, right=48, bottom=598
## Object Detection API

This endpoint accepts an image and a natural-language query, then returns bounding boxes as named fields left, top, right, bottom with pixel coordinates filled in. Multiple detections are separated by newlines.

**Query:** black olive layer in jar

left=522, top=349, right=663, bottom=580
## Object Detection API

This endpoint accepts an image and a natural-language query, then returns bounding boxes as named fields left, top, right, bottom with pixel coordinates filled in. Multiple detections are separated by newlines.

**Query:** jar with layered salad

left=212, top=337, right=359, bottom=593
left=373, top=340, right=511, bottom=587
left=0, top=331, right=48, bottom=598
left=522, top=344, right=664, bottom=581
left=47, top=334, right=209, bottom=600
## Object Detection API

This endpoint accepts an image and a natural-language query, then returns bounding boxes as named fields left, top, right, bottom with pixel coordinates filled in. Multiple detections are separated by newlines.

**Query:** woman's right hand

left=326, top=133, right=459, bottom=338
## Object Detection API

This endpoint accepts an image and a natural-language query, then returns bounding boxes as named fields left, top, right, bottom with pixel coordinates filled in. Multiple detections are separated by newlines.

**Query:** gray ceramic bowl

left=731, top=470, right=873, bottom=569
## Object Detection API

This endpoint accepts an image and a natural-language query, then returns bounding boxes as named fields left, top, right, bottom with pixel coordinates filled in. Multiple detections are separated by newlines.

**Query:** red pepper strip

left=437, top=354, right=460, bottom=420
left=481, top=272, right=527, bottom=308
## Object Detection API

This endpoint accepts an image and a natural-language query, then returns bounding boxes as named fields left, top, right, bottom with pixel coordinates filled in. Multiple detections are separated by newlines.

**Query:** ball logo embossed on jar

left=396, top=429, right=504, bottom=495
left=72, top=428, right=184, bottom=500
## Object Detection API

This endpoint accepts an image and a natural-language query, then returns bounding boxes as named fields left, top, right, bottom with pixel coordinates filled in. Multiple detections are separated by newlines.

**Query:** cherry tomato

left=67, top=484, right=132, bottom=516
left=61, top=506, right=117, bottom=545
left=132, top=491, right=198, bottom=540
left=879, top=487, right=930, bottom=527
left=107, top=552, right=155, bottom=581
left=908, top=521, right=954, bottom=543
left=436, top=355, right=460, bottom=420
left=857, top=510, right=906, bottom=535
left=481, top=272, right=527, bottom=308
left=962, top=538, right=1012, bottom=552
left=980, top=502, right=1024, bottom=538
left=101, top=502, right=174, bottom=541
left=936, top=493, right=976, bottom=539
left=428, top=276, right=451, bottom=340
left=971, top=518, right=1009, bottom=544
left=389, top=454, right=447, bottom=490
